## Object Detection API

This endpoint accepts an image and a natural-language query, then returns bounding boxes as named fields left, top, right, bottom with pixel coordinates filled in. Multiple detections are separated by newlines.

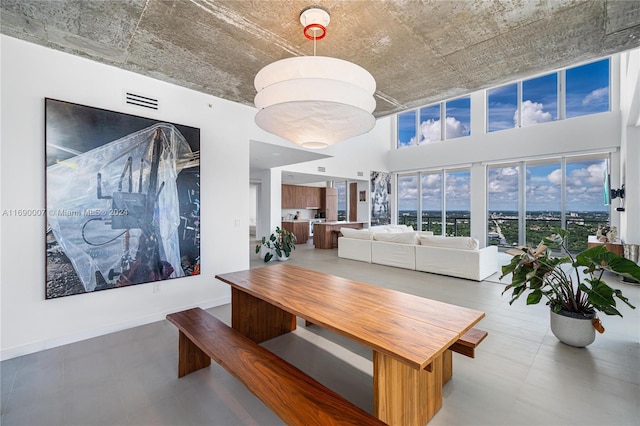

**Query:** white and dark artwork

left=371, top=171, right=391, bottom=225
left=45, top=99, right=200, bottom=299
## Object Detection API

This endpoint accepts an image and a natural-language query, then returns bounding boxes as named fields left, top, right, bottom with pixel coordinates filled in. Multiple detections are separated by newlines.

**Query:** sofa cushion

left=373, top=231, right=418, bottom=245
left=389, top=224, right=414, bottom=232
left=340, top=227, right=372, bottom=240
left=368, top=225, right=413, bottom=233
left=418, top=235, right=479, bottom=250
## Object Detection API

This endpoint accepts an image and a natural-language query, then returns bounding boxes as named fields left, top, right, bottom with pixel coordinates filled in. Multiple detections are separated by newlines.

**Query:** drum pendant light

left=254, top=7, right=376, bottom=149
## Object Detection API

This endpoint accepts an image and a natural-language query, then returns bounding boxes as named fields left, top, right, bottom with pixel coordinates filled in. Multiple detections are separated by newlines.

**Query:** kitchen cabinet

left=282, top=184, right=322, bottom=209
left=323, top=187, right=338, bottom=221
left=281, top=221, right=309, bottom=244
left=281, top=185, right=296, bottom=209
left=305, top=186, right=322, bottom=208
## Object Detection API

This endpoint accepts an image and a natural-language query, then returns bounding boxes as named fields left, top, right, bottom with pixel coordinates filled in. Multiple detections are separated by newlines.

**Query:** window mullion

left=518, top=161, right=526, bottom=246
left=558, top=70, right=566, bottom=120
left=417, top=173, right=423, bottom=231
left=560, top=158, right=567, bottom=232
left=517, top=81, right=523, bottom=128
left=440, top=102, right=445, bottom=141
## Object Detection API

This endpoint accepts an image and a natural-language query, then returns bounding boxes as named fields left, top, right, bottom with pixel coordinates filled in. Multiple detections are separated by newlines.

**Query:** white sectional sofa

left=338, top=226, right=498, bottom=281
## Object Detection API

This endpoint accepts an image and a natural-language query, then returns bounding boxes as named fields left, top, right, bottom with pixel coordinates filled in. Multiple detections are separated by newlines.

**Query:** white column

left=619, top=50, right=640, bottom=245
left=470, top=162, right=488, bottom=247
left=256, top=169, right=282, bottom=241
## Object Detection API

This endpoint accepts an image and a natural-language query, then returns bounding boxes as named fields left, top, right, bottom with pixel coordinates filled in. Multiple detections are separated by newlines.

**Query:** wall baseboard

left=0, top=296, right=230, bottom=361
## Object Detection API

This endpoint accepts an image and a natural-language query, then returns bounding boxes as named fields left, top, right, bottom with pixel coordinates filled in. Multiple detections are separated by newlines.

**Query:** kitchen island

left=281, top=220, right=309, bottom=244
left=314, top=221, right=364, bottom=249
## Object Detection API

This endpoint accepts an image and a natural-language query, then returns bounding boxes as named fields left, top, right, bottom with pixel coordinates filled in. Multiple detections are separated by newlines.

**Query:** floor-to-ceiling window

left=397, top=169, right=470, bottom=235
left=421, top=172, right=442, bottom=234
left=445, top=170, right=471, bottom=236
left=397, top=175, right=418, bottom=229
left=487, top=164, right=520, bottom=247
left=525, top=161, right=562, bottom=247
left=565, top=157, right=610, bottom=251
left=488, top=155, right=609, bottom=252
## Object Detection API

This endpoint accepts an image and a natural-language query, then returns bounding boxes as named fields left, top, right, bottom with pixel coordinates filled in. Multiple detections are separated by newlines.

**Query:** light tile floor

left=2, top=240, right=639, bottom=425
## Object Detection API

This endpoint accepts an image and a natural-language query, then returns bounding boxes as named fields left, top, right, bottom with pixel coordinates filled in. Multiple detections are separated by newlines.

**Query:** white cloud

left=444, top=116, right=469, bottom=139
left=547, top=168, right=563, bottom=185
left=516, top=100, right=553, bottom=126
left=418, top=119, right=441, bottom=144
left=397, top=179, right=417, bottom=198
left=488, top=167, right=519, bottom=194
left=582, top=87, right=608, bottom=106
left=421, top=173, right=441, bottom=189
left=415, top=116, right=468, bottom=144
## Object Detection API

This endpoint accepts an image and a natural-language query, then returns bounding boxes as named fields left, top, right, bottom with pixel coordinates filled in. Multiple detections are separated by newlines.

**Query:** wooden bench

left=443, top=328, right=488, bottom=383
left=166, top=307, right=386, bottom=426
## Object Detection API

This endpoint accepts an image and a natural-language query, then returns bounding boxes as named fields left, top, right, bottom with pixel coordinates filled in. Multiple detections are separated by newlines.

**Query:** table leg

left=231, top=287, right=296, bottom=343
left=442, top=349, right=453, bottom=383
left=373, top=351, right=443, bottom=426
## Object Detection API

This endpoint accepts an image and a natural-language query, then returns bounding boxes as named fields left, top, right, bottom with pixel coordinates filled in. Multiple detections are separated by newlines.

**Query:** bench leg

left=373, top=351, right=443, bottom=426
left=232, top=288, right=296, bottom=343
left=178, top=330, right=211, bottom=378
left=442, top=349, right=453, bottom=384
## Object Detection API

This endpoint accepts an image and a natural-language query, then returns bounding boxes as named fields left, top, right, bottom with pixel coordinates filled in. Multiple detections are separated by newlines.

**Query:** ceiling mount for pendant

left=253, top=6, right=376, bottom=150
left=300, top=7, right=330, bottom=40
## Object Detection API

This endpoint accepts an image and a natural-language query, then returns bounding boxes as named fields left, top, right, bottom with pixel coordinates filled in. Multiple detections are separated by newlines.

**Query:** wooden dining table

left=215, top=263, right=485, bottom=426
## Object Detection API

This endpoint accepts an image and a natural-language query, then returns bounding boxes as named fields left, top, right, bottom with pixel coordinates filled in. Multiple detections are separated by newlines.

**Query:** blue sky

left=487, top=58, right=609, bottom=131
left=397, top=58, right=610, bottom=212
left=397, top=97, right=471, bottom=146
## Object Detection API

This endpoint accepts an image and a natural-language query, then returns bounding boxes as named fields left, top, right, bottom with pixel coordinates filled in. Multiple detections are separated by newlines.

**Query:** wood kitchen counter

left=281, top=220, right=309, bottom=244
left=314, top=221, right=364, bottom=249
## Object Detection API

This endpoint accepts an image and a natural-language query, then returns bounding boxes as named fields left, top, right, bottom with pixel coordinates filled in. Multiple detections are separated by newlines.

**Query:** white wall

left=0, top=36, right=254, bottom=360
left=619, top=49, right=640, bottom=245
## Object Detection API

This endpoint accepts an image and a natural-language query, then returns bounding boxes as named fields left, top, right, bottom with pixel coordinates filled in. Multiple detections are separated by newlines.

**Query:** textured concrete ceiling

left=2, top=0, right=640, bottom=118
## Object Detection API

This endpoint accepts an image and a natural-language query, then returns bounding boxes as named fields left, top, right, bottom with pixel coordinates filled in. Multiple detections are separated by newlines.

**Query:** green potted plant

left=255, top=227, right=296, bottom=262
left=500, top=228, right=639, bottom=347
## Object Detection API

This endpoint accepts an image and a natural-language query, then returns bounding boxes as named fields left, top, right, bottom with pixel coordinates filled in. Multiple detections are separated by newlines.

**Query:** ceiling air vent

left=317, top=167, right=326, bottom=172
left=357, top=171, right=364, bottom=177
left=124, top=91, right=159, bottom=110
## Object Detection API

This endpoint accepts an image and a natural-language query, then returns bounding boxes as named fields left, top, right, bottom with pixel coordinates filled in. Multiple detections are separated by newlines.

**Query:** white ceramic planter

left=549, top=309, right=596, bottom=347
left=260, top=247, right=276, bottom=261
